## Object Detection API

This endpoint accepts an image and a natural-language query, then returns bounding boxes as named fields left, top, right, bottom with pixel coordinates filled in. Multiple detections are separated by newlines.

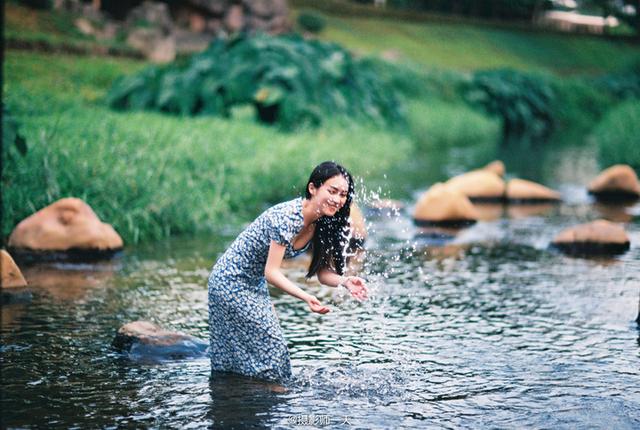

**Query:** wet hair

left=305, top=161, right=355, bottom=278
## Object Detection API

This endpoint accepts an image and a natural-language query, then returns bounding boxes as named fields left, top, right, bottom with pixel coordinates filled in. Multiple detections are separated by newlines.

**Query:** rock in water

left=1, top=250, right=27, bottom=288
left=482, top=160, right=505, bottom=177
left=588, top=164, right=640, bottom=202
left=551, top=219, right=630, bottom=256
left=8, top=198, right=123, bottom=262
left=413, top=183, right=479, bottom=227
left=444, top=170, right=506, bottom=202
left=113, top=321, right=208, bottom=359
left=505, top=178, right=561, bottom=203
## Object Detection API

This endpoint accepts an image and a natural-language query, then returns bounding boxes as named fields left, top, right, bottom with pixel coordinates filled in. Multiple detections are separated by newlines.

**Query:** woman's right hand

left=306, top=295, right=330, bottom=314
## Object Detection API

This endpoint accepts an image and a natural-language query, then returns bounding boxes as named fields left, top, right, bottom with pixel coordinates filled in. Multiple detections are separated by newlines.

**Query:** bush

left=297, top=10, right=327, bottom=33
left=551, top=77, right=616, bottom=131
left=595, top=57, right=640, bottom=101
left=106, top=34, right=404, bottom=130
left=592, top=101, right=640, bottom=171
left=464, top=69, right=555, bottom=143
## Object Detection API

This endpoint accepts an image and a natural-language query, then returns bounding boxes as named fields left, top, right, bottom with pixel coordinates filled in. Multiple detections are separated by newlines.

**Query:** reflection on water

left=2, top=143, right=640, bottom=428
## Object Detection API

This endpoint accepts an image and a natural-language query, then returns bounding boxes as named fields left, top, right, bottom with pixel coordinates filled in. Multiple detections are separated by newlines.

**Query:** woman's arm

left=317, top=267, right=369, bottom=301
left=265, top=240, right=329, bottom=314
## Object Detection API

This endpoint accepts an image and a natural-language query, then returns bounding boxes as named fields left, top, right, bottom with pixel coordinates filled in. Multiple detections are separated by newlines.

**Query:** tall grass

left=591, top=100, right=640, bottom=171
left=407, top=100, right=500, bottom=151
left=3, top=52, right=412, bottom=244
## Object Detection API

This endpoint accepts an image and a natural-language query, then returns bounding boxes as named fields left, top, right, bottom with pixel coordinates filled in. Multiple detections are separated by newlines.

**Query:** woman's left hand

left=343, top=276, right=369, bottom=301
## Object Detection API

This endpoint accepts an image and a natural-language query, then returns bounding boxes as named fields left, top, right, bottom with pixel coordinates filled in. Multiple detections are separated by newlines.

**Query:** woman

left=207, top=161, right=369, bottom=381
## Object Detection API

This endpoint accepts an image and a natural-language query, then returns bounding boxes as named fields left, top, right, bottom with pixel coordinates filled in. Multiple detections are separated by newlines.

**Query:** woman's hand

left=306, top=295, right=330, bottom=314
left=342, top=276, right=369, bottom=301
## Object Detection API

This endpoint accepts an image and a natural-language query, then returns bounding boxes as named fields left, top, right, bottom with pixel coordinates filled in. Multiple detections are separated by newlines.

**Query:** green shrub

left=592, top=101, right=640, bottom=171
left=297, top=10, right=327, bottom=33
left=551, top=77, right=616, bottom=131
left=595, top=57, right=640, bottom=101
left=464, top=69, right=555, bottom=143
left=107, top=33, right=404, bottom=130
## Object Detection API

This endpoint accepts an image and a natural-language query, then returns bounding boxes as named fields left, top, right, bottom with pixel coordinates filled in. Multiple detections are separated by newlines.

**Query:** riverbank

left=3, top=51, right=415, bottom=244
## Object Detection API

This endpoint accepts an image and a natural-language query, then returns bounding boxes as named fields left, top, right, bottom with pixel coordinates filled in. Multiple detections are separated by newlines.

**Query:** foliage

left=464, top=69, right=555, bottom=143
left=4, top=52, right=412, bottom=244
left=297, top=10, right=327, bottom=33
left=551, top=76, right=616, bottom=131
left=592, top=100, right=640, bottom=171
left=106, top=34, right=404, bottom=130
left=595, top=57, right=640, bottom=100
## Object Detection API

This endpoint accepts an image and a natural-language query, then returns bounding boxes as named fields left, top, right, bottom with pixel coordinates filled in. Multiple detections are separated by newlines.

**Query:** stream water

left=2, top=142, right=639, bottom=428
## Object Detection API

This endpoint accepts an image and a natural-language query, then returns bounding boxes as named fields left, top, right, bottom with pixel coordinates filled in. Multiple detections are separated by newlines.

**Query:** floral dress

left=207, top=197, right=310, bottom=381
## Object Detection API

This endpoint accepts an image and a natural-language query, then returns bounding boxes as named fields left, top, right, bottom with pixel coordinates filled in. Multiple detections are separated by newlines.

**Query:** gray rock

left=113, top=321, right=208, bottom=359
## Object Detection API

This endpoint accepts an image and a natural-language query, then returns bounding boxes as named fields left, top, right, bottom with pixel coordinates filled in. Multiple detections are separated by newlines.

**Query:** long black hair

left=305, top=161, right=355, bottom=278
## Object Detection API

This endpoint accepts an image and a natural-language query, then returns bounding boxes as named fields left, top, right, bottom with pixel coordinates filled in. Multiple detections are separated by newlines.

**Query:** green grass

left=3, top=52, right=412, bottom=244
left=591, top=100, right=640, bottom=171
left=407, top=100, right=500, bottom=151
left=317, top=16, right=640, bottom=75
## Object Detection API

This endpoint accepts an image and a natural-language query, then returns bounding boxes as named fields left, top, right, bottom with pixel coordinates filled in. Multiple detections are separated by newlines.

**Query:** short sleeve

left=272, top=215, right=297, bottom=246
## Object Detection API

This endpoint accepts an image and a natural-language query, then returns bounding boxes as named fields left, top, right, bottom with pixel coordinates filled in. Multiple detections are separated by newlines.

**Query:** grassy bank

left=306, top=13, right=640, bottom=75
left=3, top=52, right=412, bottom=244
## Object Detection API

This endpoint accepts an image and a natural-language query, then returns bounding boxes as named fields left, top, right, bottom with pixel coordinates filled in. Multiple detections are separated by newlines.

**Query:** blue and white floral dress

left=207, top=197, right=310, bottom=381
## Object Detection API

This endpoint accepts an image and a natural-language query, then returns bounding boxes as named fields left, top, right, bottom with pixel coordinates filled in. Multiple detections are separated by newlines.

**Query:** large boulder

left=505, top=178, right=561, bottom=203
left=588, top=165, right=640, bottom=202
left=1, top=250, right=27, bottom=289
left=8, top=198, right=123, bottom=261
left=413, top=183, right=479, bottom=226
left=482, top=160, right=505, bottom=177
left=444, top=170, right=506, bottom=202
left=113, top=321, right=208, bottom=359
left=126, top=28, right=176, bottom=63
left=552, top=219, right=630, bottom=256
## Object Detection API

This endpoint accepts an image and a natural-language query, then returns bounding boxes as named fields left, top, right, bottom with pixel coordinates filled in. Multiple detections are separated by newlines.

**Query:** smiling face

left=308, top=174, right=350, bottom=217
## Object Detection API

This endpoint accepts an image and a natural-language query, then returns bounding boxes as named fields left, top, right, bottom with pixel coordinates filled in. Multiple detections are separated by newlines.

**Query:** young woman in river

left=207, top=161, right=369, bottom=381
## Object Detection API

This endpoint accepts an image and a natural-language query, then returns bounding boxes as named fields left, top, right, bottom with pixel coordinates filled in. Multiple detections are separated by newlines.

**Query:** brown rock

left=126, top=28, right=176, bottom=63
left=1, top=250, right=27, bottom=288
left=552, top=219, right=630, bottom=256
left=506, top=178, right=561, bottom=203
left=413, top=183, right=479, bottom=226
left=588, top=165, right=640, bottom=202
left=445, top=170, right=506, bottom=202
left=224, top=4, right=244, bottom=33
left=482, top=160, right=505, bottom=177
left=8, top=198, right=123, bottom=253
left=113, top=321, right=208, bottom=357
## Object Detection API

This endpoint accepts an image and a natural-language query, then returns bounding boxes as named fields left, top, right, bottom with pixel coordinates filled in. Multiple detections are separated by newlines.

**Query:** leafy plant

left=297, top=10, right=327, bottom=33
left=595, top=57, right=640, bottom=101
left=464, top=69, right=555, bottom=143
left=107, top=34, right=404, bottom=130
